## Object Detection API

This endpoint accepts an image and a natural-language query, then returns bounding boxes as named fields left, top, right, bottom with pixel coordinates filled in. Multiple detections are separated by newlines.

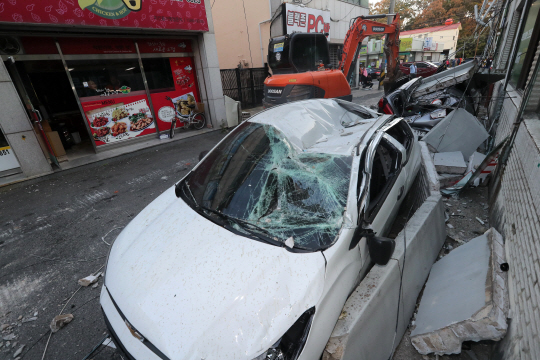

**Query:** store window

left=510, top=0, right=540, bottom=89
left=143, top=58, right=175, bottom=93
left=67, top=59, right=145, bottom=98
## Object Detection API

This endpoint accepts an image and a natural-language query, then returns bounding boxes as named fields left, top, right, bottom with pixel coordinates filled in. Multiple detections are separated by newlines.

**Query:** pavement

left=351, top=87, right=384, bottom=108
left=0, top=130, right=226, bottom=360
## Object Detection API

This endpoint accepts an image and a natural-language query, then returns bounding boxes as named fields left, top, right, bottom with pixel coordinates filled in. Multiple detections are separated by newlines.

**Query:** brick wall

left=491, top=113, right=540, bottom=359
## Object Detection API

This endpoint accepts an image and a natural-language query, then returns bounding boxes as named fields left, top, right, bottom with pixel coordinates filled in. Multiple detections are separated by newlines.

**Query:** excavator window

left=290, top=34, right=330, bottom=72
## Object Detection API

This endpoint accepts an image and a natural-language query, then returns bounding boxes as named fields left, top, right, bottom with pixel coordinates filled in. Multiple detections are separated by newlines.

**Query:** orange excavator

left=263, top=14, right=401, bottom=108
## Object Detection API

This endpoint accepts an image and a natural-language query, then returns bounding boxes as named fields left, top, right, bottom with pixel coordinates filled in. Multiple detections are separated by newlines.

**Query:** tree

left=369, top=0, right=417, bottom=29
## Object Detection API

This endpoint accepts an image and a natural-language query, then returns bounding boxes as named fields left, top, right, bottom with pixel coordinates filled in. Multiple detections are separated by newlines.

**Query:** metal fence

left=220, top=67, right=268, bottom=109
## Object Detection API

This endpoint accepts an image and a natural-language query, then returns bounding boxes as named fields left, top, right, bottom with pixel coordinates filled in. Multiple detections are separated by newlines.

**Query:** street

left=0, top=131, right=225, bottom=359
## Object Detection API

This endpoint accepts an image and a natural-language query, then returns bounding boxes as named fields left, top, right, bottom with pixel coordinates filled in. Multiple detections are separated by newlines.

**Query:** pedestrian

left=360, top=65, right=373, bottom=89
left=410, top=61, right=418, bottom=78
left=451, top=58, right=455, bottom=67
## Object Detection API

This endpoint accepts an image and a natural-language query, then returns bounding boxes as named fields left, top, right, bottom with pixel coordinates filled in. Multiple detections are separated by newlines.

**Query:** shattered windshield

left=183, top=122, right=352, bottom=251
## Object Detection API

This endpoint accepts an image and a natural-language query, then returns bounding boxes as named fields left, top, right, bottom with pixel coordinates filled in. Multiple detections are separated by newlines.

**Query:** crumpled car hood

left=105, top=187, right=326, bottom=360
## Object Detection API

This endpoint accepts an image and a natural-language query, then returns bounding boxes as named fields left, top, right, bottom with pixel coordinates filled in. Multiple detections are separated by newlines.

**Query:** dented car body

left=100, top=99, right=421, bottom=360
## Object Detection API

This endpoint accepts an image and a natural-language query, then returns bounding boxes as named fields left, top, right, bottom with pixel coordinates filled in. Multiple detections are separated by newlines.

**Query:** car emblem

left=276, top=52, right=281, bottom=61
left=125, top=319, right=145, bottom=342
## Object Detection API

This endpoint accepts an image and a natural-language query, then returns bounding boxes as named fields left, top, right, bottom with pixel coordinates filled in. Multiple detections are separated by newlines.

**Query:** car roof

left=250, top=99, right=389, bottom=156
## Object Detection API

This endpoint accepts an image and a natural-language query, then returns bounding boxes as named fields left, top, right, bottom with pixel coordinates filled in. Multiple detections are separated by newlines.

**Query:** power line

left=241, top=0, right=254, bottom=68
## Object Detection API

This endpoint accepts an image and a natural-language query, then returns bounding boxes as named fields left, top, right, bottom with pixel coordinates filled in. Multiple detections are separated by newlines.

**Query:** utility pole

left=378, top=0, right=396, bottom=90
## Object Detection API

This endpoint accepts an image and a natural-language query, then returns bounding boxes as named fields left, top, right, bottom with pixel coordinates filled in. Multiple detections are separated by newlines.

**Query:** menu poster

left=151, top=57, right=201, bottom=130
left=82, top=94, right=156, bottom=146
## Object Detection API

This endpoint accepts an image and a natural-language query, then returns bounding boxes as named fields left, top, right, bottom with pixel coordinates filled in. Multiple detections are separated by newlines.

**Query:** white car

left=100, top=99, right=421, bottom=360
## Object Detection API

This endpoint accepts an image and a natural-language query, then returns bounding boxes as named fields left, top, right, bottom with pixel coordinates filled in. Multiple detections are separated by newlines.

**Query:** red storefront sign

left=138, top=38, right=192, bottom=53
left=81, top=92, right=157, bottom=146
left=0, top=0, right=208, bottom=32
left=151, top=57, right=200, bottom=130
left=58, top=37, right=136, bottom=54
left=20, top=37, right=58, bottom=54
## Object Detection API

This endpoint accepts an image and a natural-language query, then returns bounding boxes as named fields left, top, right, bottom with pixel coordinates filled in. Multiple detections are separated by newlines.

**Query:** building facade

left=399, top=23, right=461, bottom=61
left=212, top=0, right=370, bottom=70
left=0, top=0, right=225, bottom=183
left=483, top=0, right=540, bottom=358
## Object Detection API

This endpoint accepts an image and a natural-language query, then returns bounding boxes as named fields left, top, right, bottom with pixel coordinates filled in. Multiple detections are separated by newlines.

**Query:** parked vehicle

left=399, top=61, right=438, bottom=78
left=366, top=67, right=381, bottom=79
left=378, top=73, right=475, bottom=136
left=101, top=99, right=421, bottom=360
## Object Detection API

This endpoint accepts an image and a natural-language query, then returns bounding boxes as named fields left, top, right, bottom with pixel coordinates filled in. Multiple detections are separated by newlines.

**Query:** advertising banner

left=423, top=37, right=433, bottom=51
left=82, top=93, right=156, bottom=146
left=284, top=4, right=331, bottom=38
left=399, top=38, right=412, bottom=52
left=150, top=57, right=201, bottom=130
left=0, top=0, right=208, bottom=32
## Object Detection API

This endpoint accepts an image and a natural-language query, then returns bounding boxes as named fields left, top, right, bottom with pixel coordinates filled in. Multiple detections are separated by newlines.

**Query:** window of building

left=67, top=59, right=145, bottom=98
left=510, top=0, right=540, bottom=89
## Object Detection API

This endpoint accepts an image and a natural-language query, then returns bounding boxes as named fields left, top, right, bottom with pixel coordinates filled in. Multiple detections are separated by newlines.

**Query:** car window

left=183, top=121, right=353, bottom=251
left=402, top=63, right=411, bottom=67
left=365, top=137, right=402, bottom=220
left=417, top=63, right=428, bottom=68
left=384, top=120, right=414, bottom=161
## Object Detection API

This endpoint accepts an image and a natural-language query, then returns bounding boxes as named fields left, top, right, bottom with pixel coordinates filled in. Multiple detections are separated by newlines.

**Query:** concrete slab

left=419, top=141, right=440, bottom=193
left=410, top=228, right=508, bottom=355
left=438, top=173, right=463, bottom=188
left=423, top=109, right=489, bottom=159
left=434, top=151, right=467, bottom=174
left=323, top=194, right=446, bottom=360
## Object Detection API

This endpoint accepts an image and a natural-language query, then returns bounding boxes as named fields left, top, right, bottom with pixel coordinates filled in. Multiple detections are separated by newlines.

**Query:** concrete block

left=410, top=228, right=509, bottom=355
left=0, top=82, right=34, bottom=134
left=419, top=141, right=440, bottom=193
left=467, top=151, right=487, bottom=173
left=423, top=108, right=489, bottom=159
left=438, top=173, right=463, bottom=188
left=5, top=131, right=52, bottom=177
left=323, top=194, right=446, bottom=360
left=433, top=151, right=467, bottom=174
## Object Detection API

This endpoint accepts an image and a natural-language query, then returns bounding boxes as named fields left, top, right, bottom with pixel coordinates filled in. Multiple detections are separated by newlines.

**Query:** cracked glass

left=184, top=121, right=353, bottom=251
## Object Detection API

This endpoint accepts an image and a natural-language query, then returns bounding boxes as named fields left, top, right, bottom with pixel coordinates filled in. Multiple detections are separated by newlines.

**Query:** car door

left=360, top=122, right=409, bottom=238
left=416, top=62, right=429, bottom=77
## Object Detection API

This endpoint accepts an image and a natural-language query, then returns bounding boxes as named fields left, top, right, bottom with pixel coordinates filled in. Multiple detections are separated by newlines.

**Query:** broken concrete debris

left=13, top=345, right=24, bottom=357
left=410, top=228, right=508, bottom=355
left=2, top=334, right=16, bottom=341
left=422, top=109, right=489, bottom=160
left=434, top=152, right=467, bottom=174
left=50, top=314, right=74, bottom=333
left=78, top=272, right=102, bottom=287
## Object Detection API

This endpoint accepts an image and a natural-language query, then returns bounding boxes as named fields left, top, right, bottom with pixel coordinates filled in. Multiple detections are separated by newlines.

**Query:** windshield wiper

left=198, top=206, right=284, bottom=248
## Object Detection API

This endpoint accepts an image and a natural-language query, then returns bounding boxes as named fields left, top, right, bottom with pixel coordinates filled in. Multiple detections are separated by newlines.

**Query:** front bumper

left=100, top=285, right=167, bottom=360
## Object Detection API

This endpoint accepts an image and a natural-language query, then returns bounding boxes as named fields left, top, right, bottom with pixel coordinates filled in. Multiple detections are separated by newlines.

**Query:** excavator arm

left=339, top=14, right=401, bottom=92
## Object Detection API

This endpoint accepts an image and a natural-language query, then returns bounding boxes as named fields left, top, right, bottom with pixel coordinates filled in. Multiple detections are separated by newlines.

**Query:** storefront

left=0, top=0, right=223, bottom=180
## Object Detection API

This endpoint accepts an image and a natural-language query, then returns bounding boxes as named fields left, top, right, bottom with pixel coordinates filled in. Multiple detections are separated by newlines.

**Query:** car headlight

left=253, top=307, right=315, bottom=360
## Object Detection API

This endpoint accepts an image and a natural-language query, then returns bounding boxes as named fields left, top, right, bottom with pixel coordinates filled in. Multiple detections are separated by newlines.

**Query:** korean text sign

left=285, top=4, right=331, bottom=38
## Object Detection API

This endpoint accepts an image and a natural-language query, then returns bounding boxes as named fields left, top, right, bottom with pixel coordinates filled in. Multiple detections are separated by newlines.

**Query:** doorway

left=7, top=60, right=95, bottom=163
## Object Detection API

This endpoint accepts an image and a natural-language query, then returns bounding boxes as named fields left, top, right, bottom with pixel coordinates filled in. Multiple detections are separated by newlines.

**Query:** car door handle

left=397, top=185, right=405, bottom=200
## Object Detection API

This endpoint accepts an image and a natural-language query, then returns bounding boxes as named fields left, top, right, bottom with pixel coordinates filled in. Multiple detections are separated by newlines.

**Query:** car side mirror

left=367, top=234, right=395, bottom=266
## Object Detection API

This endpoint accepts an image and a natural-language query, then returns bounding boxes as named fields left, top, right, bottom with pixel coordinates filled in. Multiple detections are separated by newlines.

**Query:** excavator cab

left=264, top=32, right=350, bottom=108
left=268, top=33, right=331, bottom=74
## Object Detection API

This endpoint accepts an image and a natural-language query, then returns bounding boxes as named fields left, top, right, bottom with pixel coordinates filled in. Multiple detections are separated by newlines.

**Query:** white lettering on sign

left=268, top=89, right=283, bottom=94
left=284, top=4, right=331, bottom=38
